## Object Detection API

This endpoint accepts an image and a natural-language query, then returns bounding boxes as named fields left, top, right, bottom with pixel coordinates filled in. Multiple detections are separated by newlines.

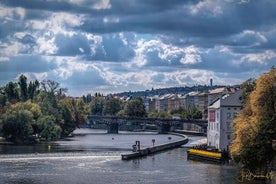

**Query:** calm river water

left=0, top=129, right=273, bottom=184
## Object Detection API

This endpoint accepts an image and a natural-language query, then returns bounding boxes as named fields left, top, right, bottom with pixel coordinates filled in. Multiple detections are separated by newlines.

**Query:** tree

left=28, top=80, right=40, bottom=100
left=124, top=98, right=146, bottom=117
left=103, top=98, right=122, bottom=115
left=4, top=82, right=19, bottom=103
left=58, top=98, right=87, bottom=136
left=35, top=91, right=60, bottom=118
left=90, top=96, right=105, bottom=115
left=171, top=106, right=202, bottom=119
left=2, top=109, right=34, bottom=143
left=240, top=78, right=256, bottom=104
left=40, top=80, right=67, bottom=96
left=37, top=115, right=61, bottom=141
left=0, top=94, right=7, bottom=108
left=230, top=68, right=276, bottom=174
left=18, top=74, right=28, bottom=101
left=75, top=98, right=89, bottom=127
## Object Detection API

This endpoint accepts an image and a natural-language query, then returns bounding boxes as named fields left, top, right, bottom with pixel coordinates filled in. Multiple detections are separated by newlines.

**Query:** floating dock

left=121, top=133, right=188, bottom=160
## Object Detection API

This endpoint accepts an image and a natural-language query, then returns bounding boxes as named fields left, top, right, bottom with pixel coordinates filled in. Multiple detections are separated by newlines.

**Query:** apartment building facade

left=207, top=90, right=242, bottom=151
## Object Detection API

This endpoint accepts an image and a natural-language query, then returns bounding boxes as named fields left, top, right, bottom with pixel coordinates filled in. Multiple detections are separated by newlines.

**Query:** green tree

left=171, top=106, right=202, bottom=119
left=37, top=115, right=61, bottom=141
left=240, top=78, right=256, bottom=104
left=230, top=68, right=276, bottom=174
left=58, top=98, right=86, bottom=135
left=124, top=98, right=146, bottom=117
left=75, top=98, right=89, bottom=127
left=18, top=74, right=28, bottom=101
left=148, top=110, right=172, bottom=118
left=2, top=109, right=34, bottom=143
left=35, top=91, right=60, bottom=118
left=4, top=82, right=19, bottom=103
left=28, top=80, right=40, bottom=100
left=103, top=98, right=122, bottom=115
left=90, top=96, right=105, bottom=115
left=148, top=110, right=159, bottom=118
left=0, top=94, right=7, bottom=108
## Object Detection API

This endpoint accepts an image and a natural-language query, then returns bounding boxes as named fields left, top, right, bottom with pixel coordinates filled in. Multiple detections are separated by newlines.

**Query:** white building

left=207, top=90, right=242, bottom=151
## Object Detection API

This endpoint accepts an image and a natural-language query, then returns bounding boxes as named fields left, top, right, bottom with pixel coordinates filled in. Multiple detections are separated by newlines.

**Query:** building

left=208, top=87, right=235, bottom=106
left=207, top=90, right=242, bottom=151
left=167, top=94, right=181, bottom=111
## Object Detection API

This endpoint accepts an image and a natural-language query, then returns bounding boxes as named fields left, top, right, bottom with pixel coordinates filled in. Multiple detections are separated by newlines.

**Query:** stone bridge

left=88, top=115, right=208, bottom=134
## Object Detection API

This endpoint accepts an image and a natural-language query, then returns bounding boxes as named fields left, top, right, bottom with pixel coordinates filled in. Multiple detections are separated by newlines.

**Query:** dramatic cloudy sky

left=0, top=0, right=276, bottom=96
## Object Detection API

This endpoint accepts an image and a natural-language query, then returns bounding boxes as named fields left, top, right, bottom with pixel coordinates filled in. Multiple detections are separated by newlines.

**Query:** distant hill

left=113, top=85, right=225, bottom=98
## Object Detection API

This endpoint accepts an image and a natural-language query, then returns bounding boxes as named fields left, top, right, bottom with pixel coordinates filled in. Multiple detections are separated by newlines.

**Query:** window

left=227, top=112, right=231, bottom=120
left=227, top=134, right=231, bottom=140
left=233, top=112, right=238, bottom=118
left=226, top=122, right=231, bottom=131
left=209, top=109, right=216, bottom=122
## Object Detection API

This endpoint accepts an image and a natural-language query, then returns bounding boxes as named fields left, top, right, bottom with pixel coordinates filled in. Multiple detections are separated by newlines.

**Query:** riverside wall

left=121, top=133, right=188, bottom=160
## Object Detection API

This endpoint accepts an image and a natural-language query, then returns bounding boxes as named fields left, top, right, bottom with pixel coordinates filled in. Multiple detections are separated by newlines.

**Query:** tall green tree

left=230, top=68, right=276, bottom=174
left=28, top=80, right=40, bottom=100
left=59, top=98, right=75, bottom=129
left=4, top=82, right=19, bottom=103
left=18, top=74, right=28, bottom=101
left=75, top=98, right=89, bottom=127
left=0, top=93, right=7, bottom=108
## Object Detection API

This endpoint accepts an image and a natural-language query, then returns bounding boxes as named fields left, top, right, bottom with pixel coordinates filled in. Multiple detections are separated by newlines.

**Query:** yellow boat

left=187, top=148, right=222, bottom=163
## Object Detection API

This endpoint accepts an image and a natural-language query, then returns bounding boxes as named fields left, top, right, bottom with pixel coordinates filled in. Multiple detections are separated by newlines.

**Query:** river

left=0, top=129, right=273, bottom=184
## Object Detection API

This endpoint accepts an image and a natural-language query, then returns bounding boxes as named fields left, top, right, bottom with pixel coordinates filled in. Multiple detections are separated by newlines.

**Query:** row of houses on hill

left=141, top=87, right=243, bottom=151
left=140, top=87, right=238, bottom=120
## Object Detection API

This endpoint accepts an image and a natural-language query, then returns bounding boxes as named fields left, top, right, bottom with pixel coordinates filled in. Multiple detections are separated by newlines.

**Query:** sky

left=0, top=0, right=276, bottom=96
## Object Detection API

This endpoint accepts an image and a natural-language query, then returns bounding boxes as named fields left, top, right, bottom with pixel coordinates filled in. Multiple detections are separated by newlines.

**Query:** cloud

left=89, top=33, right=136, bottom=62
left=0, top=0, right=276, bottom=96
left=0, top=55, right=56, bottom=73
left=54, top=33, right=91, bottom=56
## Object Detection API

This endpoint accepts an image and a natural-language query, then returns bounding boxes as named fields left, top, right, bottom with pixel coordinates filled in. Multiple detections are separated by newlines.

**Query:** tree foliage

left=103, top=97, right=122, bottom=115
left=18, top=74, right=28, bottom=101
left=0, top=75, right=88, bottom=144
left=2, top=103, right=35, bottom=143
left=148, top=110, right=172, bottom=118
left=230, top=68, right=276, bottom=174
left=171, top=106, right=203, bottom=119
left=240, top=78, right=256, bottom=104
left=123, top=98, right=146, bottom=117
left=37, top=115, right=61, bottom=141
left=4, top=82, right=19, bottom=103
left=90, top=96, right=105, bottom=115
